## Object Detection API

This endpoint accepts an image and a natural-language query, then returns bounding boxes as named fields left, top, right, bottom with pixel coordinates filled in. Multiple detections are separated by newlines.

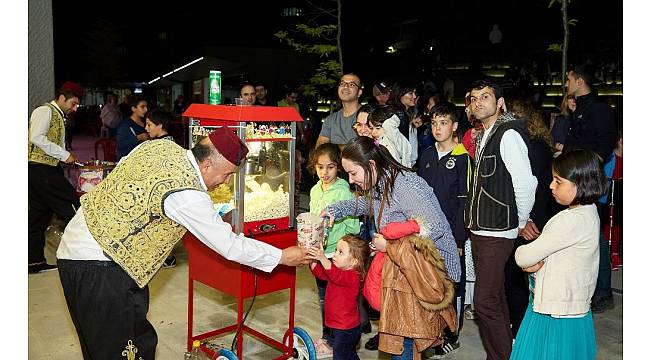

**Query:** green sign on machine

left=209, top=70, right=221, bottom=105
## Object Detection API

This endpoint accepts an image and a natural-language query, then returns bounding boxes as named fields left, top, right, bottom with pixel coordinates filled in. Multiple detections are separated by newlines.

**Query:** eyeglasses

left=339, top=81, right=360, bottom=89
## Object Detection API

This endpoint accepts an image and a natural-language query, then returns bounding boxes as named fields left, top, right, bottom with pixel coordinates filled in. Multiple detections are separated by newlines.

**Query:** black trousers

left=504, top=238, right=530, bottom=338
left=58, top=260, right=158, bottom=360
left=28, top=163, right=80, bottom=264
left=331, top=325, right=361, bottom=360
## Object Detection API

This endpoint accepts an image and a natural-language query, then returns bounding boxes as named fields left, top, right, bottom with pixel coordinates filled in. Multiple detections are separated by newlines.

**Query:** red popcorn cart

left=181, top=104, right=315, bottom=360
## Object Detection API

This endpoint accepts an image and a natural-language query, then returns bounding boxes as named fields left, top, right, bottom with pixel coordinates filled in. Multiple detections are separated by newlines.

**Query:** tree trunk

left=337, top=0, right=343, bottom=74
left=561, top=0, right=569, bottom=95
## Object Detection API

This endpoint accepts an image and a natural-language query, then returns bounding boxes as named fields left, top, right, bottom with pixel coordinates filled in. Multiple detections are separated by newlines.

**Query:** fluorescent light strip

left=148, top=57, right=205, bottom=85
left=173, top=57, right=204, bottom=73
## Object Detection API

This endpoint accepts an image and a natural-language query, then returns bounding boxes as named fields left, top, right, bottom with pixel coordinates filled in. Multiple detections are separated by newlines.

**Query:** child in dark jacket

left=417, top=102, right=472, bottom=357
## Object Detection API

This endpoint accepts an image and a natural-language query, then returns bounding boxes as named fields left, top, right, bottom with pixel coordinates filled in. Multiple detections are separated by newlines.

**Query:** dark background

left=52, top=0, right=622, bottom=89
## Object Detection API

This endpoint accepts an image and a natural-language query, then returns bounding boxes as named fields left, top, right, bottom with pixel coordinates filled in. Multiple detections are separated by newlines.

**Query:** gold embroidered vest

left=27, top=103, right=65, bottom=166
left=80, top=140, right=203, bottom=288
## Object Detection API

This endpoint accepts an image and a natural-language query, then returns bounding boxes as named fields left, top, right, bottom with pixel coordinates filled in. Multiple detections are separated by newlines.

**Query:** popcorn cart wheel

left=284, top=327, right=316, bottom=359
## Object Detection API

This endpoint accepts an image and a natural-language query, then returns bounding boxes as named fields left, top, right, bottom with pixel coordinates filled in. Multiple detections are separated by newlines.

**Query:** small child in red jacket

left=308, top=235, right=370, bottom=360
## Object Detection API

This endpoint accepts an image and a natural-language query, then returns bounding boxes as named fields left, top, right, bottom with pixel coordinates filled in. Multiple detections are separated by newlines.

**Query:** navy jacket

left=418, top=143, right=472, bottom=248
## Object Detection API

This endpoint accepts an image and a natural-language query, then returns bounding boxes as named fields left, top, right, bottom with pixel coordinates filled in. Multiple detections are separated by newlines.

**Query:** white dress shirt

left=471, top=125, right=537, bottom=239
left=56, top=149, right=282, bottom=273
left=28, top=101, right=70, bottom=162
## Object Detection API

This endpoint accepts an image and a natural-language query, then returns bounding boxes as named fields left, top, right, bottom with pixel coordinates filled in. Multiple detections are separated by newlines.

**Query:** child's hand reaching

left=307, top=246, right=326, bottom=261
left=307, top=246, right=331, bottom=270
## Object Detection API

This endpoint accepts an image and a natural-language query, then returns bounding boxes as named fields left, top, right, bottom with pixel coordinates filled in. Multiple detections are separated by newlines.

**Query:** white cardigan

left=515, top=204, right=600, bottom=316
left=379, top=114, right=412, bottom=167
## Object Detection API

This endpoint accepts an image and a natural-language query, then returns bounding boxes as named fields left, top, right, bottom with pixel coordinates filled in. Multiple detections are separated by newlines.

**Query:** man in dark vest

left=464, top=79, right=537, bottom=360
left=56, top=127, right=310, bottom=359
left=28, top=81, right=84, bottom=274
left=563, top=64, right=617, bottom=313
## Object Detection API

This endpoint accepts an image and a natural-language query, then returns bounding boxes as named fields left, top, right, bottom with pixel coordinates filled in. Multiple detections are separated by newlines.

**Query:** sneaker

left=314, top=338, right=333, bottom=359
left=464, top=306, right=477, bottom=320
left=28, top=262, right=58, bottom=274
left=591, top=296, right=614, bottom=313
left=364, top=333, right=379, bottom=351
left=428, top=340, right=460, bottom=359
left=162, top=255, right=177, bottom=268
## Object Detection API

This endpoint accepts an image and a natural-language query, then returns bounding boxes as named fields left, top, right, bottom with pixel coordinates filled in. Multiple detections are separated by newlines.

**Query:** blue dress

left=510, top=275, right=597, bottom=360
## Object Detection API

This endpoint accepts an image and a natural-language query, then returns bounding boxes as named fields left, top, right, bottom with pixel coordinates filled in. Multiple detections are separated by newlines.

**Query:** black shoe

left=591, top=296, right=614, bottom=313
left=426, top=340, right=460, bottom=359
left=28, top=262, right=57, bottom=274
left=162, top=255, right=177, bottom=268
left=364, top=334, right=379, bottom=351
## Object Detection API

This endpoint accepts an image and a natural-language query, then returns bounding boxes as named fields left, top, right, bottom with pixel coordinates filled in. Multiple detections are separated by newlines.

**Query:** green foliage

left=274, top=22, right=341, bottom=101
left=302, top=60, right=342, bottom=97
left=547, top=43, right=563, bottom=52
left=568, top=18, right=578, bottom=26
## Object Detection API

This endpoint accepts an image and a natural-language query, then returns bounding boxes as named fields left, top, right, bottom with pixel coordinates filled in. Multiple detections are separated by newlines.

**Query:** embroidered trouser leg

left=471, top=234, right=514, bottom=360
left=28, top=163, right=79, bottom=264
left=58, top=259, right=158, bottom=360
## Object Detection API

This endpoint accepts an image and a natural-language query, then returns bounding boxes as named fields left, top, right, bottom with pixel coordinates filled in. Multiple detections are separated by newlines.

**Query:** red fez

left=60, top=81, right=84, bottom=99
left=208, top=126, right=249, bottom=166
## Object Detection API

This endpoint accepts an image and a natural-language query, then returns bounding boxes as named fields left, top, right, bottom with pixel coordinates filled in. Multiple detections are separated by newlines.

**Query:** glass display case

left=183, top=104, right=303, bottom=235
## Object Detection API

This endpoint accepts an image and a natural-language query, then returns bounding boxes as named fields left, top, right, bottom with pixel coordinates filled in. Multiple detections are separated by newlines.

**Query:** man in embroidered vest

left=56, top=126, right=309, bottom=360
left=464, top=79, right=537, bottom=360
left=28, top=81, right=83, bottom=274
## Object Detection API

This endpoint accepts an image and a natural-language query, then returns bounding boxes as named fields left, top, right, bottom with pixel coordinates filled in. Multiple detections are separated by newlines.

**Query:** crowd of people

left=27, top=62, right=622, bottom=360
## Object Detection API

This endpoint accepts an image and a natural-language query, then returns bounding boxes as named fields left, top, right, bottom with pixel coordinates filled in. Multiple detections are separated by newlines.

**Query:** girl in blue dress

left=511, top=149, right=608, bottom=360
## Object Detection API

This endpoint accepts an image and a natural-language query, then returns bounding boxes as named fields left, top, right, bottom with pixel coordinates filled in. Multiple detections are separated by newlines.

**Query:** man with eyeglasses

left=28, top=81, right=84, bottom=274
left=316, top=73, right=363, bottom=149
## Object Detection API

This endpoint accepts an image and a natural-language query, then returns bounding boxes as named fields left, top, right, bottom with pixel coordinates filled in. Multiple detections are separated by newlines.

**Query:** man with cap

left=56, top=127, right=310, bottom=360
left=28, top=81, right=83, bottom=274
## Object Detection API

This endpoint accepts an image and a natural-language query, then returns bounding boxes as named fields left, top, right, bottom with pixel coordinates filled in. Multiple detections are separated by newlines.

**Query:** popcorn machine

left=180, top=104, right=316, bottom=360
left=184, top=104, right=302, bottom=235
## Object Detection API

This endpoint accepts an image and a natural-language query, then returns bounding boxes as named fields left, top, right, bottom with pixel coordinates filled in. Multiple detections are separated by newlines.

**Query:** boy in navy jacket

left=417, top=102, right=472, bottom=357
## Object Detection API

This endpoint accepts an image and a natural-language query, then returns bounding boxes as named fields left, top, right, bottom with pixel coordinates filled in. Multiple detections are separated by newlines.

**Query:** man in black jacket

left=563, top=64, right=617, bottom=313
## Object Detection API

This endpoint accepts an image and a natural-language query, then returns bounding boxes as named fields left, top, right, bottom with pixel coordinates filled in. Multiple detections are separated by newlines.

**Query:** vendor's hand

left=458, top=247, right=464, bottom=257
left=221, top=210, right=233, bottom=225
left=320, top=210, right=335, bottom=228
left=519, top=221, right=541, bottom=241
left=64, top=153, right=77, bottom=164
left=279, top=246, right=310, bottom=266
left=137, top=132, right=150, bottom=141
left=522, top=260, right=544, bottom=273
left=372, top=233, right=387, bottom=252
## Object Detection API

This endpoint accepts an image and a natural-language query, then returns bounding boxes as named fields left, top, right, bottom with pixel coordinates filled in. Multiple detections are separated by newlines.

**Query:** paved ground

left=28, top=133, right=623, bottom=359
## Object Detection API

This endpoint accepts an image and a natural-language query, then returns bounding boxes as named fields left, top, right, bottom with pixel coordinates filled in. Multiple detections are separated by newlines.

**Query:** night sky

left=52, top=0, right=622, bottom=87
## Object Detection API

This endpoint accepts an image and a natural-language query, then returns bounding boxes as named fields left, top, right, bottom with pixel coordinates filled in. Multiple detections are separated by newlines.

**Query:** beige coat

left=379, top=235, right=457, bottom=359
left=515, top=204, right=600, bottom=316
